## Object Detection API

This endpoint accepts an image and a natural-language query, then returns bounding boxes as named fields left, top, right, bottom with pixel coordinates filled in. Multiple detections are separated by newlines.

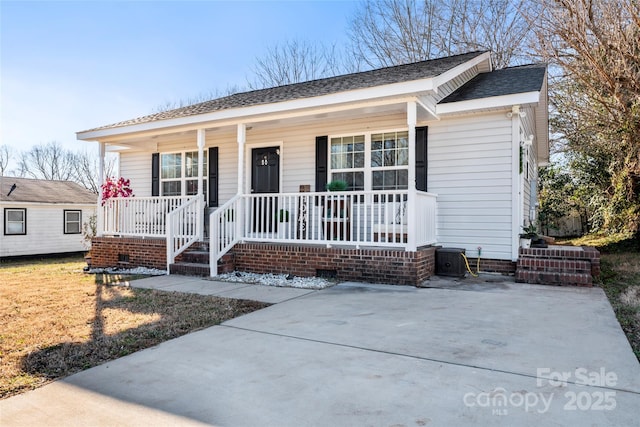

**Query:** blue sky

left=0, top=0, right=358, bottom=163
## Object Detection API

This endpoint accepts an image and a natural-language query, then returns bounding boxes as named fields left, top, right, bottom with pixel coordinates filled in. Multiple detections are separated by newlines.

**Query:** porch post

left=237, top=123, right=246, bottom=240
left=406, top=101, right=417, bottom=251
left=96, top=141, right=105, bottom=237
left=237, top=124, right=246, bottom=194
left=197, top=128, right=205, bottom=241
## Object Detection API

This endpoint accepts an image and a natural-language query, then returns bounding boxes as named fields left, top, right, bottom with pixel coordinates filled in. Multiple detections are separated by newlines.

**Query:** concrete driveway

left=2, top=278, right=639, bottom=426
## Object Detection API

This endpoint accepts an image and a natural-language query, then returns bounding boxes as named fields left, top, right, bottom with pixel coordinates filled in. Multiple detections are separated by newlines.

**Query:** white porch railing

left=100, top=196, right=192, bottom=237
left=209, top=190, right=437, bottom=276
left=209, top=194, right=243, bottom=276
left=166, top=195, right=203, bottom=270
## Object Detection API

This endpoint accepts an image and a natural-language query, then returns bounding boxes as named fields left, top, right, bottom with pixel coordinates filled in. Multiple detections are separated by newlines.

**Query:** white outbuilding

left=0, top=177, right=97, bottom=257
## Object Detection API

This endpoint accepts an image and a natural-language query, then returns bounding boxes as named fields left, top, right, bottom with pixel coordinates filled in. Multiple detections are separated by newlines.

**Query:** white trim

left=416, top=96, right=440, bottom=120
left=436, top=91, right=541, bottom=115
left=77, top=90, right=432, bottom=141
left=245, top=141, right=284, bottom=195
left=510, top=106, right=522, bottom=261
left=406, top=101, right=417, bottom=252
left=432, top=52, right=491, bottom=90
left=0, top=201, right=95, bottom=207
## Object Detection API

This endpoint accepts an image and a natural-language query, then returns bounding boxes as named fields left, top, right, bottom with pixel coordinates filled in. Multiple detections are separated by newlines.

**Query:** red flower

left=101, top=177, right=134, bottom=205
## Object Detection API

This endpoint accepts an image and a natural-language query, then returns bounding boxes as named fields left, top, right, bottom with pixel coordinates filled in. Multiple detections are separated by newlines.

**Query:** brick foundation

left=463, top=257, right=516, bottom=275
left=232, top=243, right=436, bottom=286
left=90, top=237, right=166, bottom=270
left=516, top=246, right=600, bottom=287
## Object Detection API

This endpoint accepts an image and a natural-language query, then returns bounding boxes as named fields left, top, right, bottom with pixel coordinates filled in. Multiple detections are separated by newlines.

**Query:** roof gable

left=79, top=51, right=488, bottom=134
left=439, top=64, right=547, bottom=104
left=0, top=177, right=97, bottom=204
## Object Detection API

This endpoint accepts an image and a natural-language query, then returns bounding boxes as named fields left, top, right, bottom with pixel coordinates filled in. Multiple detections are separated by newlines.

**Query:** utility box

left=436, top=247, right=466, bottom=277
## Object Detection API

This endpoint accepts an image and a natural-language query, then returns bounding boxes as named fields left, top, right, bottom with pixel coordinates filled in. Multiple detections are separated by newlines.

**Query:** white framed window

left=329, top=129, right=409, bottom=191
left=64, top=210, right=82, bottom=234
left=160, top=151, right=207, bottom=199
left=330, top=135, right=365, bottom=190
left=4, top=208, right=26, bottom=235
left=371, top=131, right=408, bottom=190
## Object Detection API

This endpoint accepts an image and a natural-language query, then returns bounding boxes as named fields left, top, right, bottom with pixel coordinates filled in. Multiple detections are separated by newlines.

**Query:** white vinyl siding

left=521, top=106, right=539, bottom=224
left=117, top=113, right=408, bottom=201
left=116, top=110, right=519, bottom=261
left=428, top=111, right=514, bottom=261
left=0, top=205, right=96, bottom=257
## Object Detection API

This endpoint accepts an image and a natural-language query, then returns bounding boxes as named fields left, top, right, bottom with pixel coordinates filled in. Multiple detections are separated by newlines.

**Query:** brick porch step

left=179, top=250, right=210, bottom=264
left=170, top=243, right=211, bottom=276
left=169, top=261, right=210, bottom=277
left=515, top=246, right=599, bottom=287
left=515, top=270, right=592, bottom=287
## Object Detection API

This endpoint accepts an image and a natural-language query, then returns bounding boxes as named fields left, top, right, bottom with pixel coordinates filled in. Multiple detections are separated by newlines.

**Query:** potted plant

left=326, top=180, right=348, bottom=192
left=519, top=223, right=538, bottom=249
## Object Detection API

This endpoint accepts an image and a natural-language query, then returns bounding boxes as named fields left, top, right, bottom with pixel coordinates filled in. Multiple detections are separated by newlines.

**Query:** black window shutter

left=315, top=136, right=328, bottom=192
left=151, top=153, right=160, bottom=196
left=208, top=147, right=219, bottom=207
left=415, top=126, right=428, bottom=191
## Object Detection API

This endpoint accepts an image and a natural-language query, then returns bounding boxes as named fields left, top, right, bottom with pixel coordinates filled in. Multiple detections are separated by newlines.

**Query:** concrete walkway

left=129, top=274, right=318, bottom=304
left=2, top=276, right=639, bottom=426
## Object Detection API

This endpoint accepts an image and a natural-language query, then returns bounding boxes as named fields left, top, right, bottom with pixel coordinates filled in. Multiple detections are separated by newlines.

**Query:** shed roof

left=0, top=177, right=96, bottom=204
left=80, top=51, right=488, bottom=133
left=439, top=64, right=547, bottom=104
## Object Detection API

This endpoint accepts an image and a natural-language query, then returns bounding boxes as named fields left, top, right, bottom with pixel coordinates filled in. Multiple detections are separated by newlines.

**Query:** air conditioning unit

left=436, top=247, right=466, bottom=277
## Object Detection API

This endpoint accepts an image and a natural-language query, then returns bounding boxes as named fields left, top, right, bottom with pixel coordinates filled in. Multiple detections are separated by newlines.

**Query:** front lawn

left=0, top=255, right=268, bottom=398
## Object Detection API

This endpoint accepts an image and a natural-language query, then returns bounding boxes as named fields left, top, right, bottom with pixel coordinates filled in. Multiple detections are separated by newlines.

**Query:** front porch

left=96, top=189, right=438, bottom=279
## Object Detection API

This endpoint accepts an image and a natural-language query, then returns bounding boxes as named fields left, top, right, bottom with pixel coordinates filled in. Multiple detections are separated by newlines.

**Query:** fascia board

left=436, top=91, right=541, bottom=115
left=77, top=80, right=436, bottom=141
left=83, top=96, right=418, bottom=144
left=432, top=52, right=491, bottom=91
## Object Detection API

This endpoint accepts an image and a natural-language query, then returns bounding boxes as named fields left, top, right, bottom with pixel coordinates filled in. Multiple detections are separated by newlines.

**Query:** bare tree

left=526, top=0, right=640, bottom=232
left=0, top=145, right=12, bottom=176
left=348, top=0, right=532, bottom=69
left=18, top=142, right=77, bottom=181
left=17, top=142, right=116, bottom=192
left=447, top=0, right=533, bottom=68
left=74, top=150, right=116, bottom=193
left=348, top=0, right=445, bottom=68
left=247, top=39, right=349, bottom=89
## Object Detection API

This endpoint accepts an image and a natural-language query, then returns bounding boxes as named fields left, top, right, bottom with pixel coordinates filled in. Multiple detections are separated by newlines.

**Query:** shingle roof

left=439, top=64, right=547, bottom=104
left=0, top=177, right=97, bottom=204
left=81, top=51, right=488, bottom=133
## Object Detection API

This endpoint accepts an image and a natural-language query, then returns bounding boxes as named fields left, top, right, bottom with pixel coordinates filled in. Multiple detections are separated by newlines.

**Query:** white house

left=77, top=51, right=549, bottom=284
left=0, top=177, right=97, bottom=257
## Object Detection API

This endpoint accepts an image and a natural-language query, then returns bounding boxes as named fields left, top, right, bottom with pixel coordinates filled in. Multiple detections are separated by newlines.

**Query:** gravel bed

left=216, top=271, right=334, bottom=289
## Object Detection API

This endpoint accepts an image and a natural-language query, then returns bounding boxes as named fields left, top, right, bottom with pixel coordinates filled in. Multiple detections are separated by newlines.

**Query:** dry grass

left=599, top=252, right=640, bottom=361
left=0, top=255, right=268, bottom=399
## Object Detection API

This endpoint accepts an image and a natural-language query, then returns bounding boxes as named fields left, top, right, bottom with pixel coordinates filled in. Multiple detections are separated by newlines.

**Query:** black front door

left=251, top=147, right=280, bottom=232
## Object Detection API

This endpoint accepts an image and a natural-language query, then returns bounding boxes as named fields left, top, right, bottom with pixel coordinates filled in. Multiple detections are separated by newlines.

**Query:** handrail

left=166, top=195, right=201, bottom=272
left=209, top=194, right=243, bottom=276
